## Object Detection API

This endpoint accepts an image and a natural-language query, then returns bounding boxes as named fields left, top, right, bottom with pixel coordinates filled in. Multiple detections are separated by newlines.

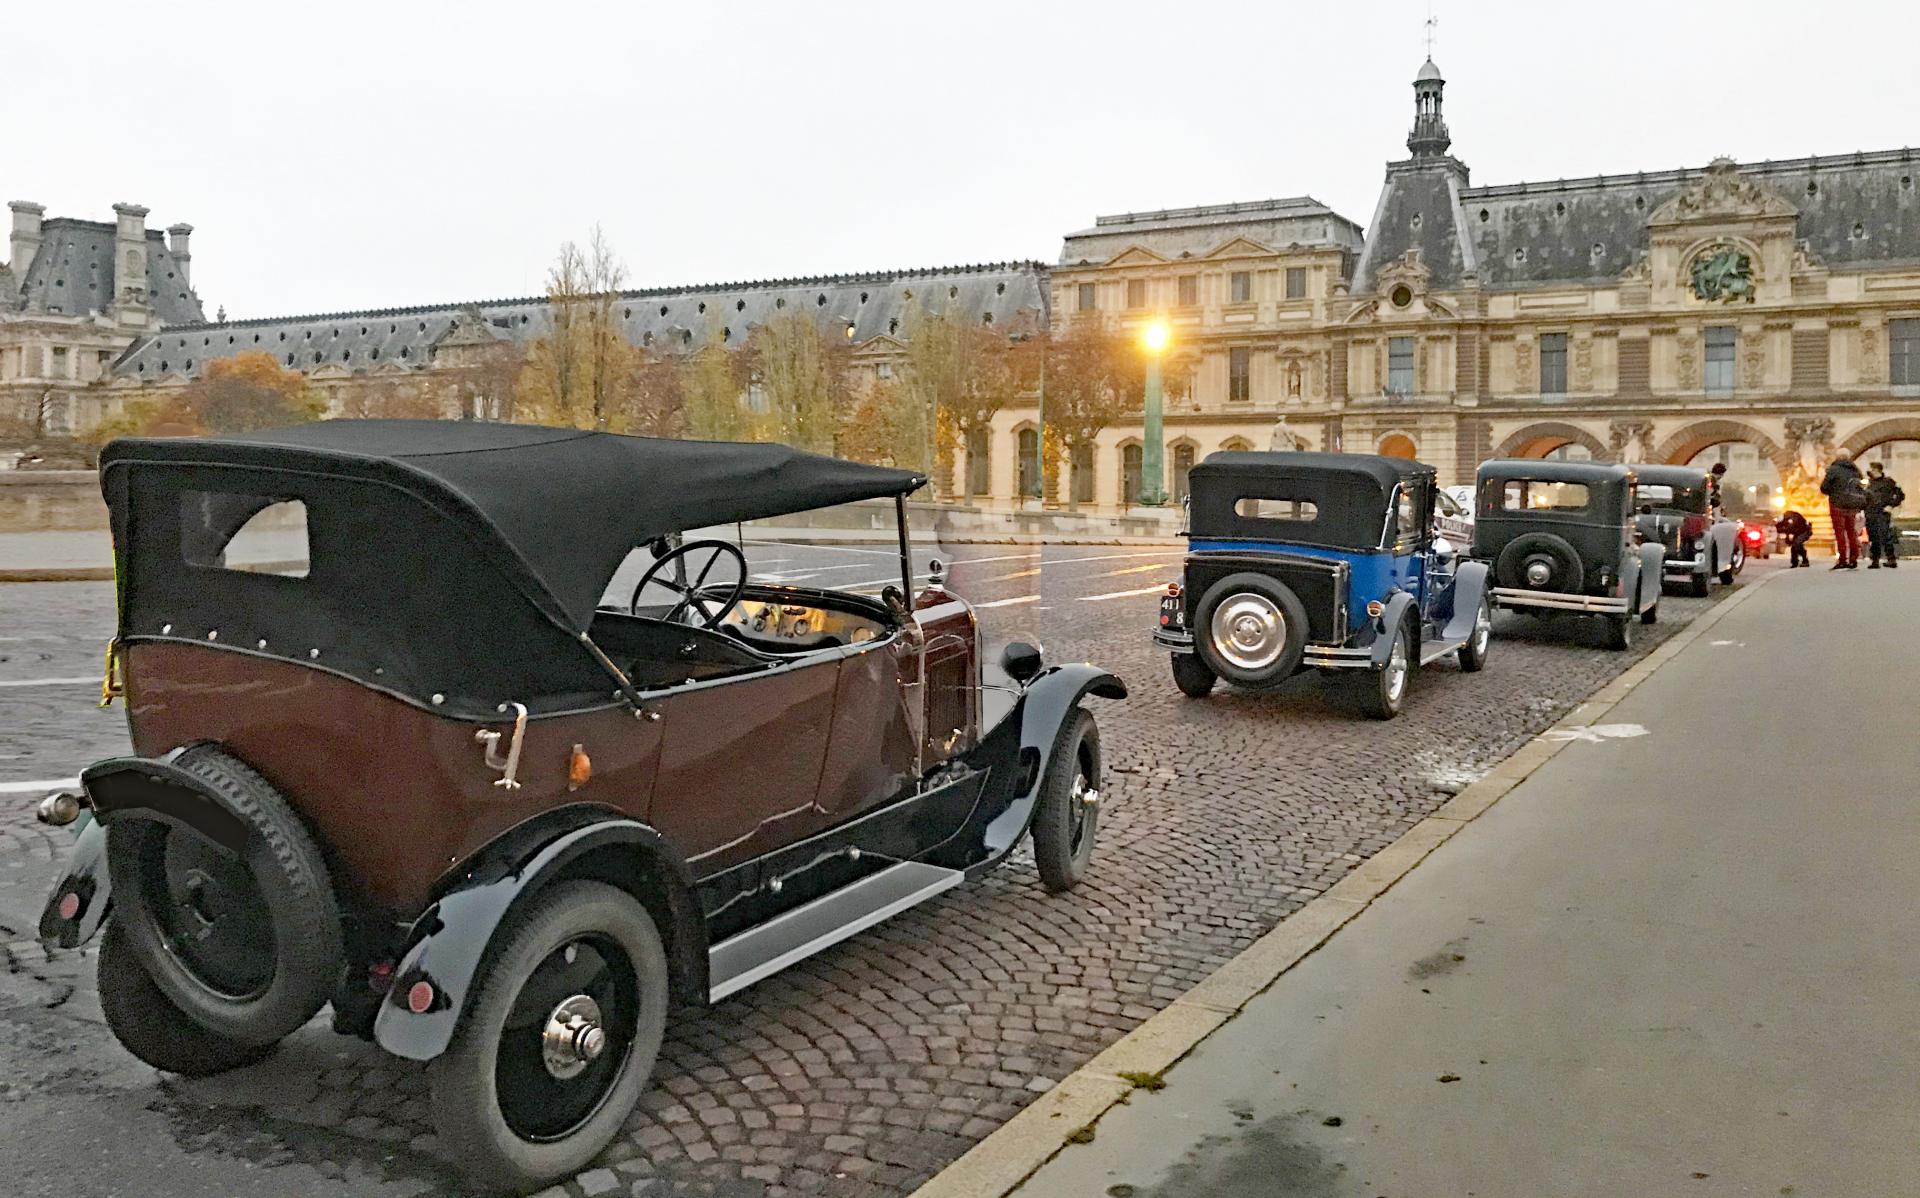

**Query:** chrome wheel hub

left=1210, top=594, right=1286, bottom=670
left=1474, top=603, right=1491, bottom=653
left=1385, top=637, right=1408, bottom=703
left=1524, top=559, right=1552, bottom=587
left=1071, top=776, right=1100, bottom=808
left=541, top=994, right=607, bottom=1080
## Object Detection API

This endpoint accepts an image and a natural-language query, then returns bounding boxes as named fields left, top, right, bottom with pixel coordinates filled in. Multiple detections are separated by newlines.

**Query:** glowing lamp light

left=1141, top=320, right=1171, bottom=355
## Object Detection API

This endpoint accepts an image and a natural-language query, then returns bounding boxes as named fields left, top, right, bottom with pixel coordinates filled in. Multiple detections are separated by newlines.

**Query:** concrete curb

left=909, top=570, right=1781, bottom=1198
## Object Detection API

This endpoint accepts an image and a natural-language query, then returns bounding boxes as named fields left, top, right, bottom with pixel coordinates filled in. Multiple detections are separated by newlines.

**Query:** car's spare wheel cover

left=1193, top=572, right=1308, bottom=687
left=104, top=744, right=345, bottom=1046
left=1495, top=532, right=1582, bottom=594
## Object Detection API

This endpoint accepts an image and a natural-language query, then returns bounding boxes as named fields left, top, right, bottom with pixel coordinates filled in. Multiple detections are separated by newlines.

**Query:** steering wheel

left=628, top=539, right=748, bottom=628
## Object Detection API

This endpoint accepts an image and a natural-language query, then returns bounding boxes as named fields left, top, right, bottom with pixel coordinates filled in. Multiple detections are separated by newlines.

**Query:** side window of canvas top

left=179, top=492, right=312, bottom=578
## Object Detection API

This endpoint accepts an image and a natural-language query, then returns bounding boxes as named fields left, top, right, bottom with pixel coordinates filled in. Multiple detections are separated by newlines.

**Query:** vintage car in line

left=1632, top=463, right=1744, bottom=596
left=1152, top=451, right=1491, bottom=719
left=31, top=421, right=1124, bottom=1193
left=1472, top=460, right=1665, bottom=651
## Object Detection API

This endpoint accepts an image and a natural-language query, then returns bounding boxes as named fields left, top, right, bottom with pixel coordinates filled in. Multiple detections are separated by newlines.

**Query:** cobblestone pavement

left=0, top=549, right=1753, bottom=1197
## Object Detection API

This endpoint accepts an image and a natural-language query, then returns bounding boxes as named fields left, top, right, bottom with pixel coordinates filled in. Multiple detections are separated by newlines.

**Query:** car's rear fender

left=374, top=810, right=704, bottom=1062
left=1633, top=543, right=1666, bottom=610
left=1370, top=592, right=1420, bottom=667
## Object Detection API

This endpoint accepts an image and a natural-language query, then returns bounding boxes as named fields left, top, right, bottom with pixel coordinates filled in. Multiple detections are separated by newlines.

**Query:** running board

left=707, top=861, right=965, bottom=1002
left=1419, top=638, right=1464, bottom=666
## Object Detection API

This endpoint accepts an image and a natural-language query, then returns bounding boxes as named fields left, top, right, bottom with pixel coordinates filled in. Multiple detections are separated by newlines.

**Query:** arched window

left=1172, top=443, right=1197, bottom=502
left=1121, top=443, right=1144, bottom=506
left=1017, top=428, right=1039, bottom=499
left=1220, top=436, right=1253, bottom=453
left=1378, top=433, right=1418, bottom=459
left=966, top=424, right=990, bottom=497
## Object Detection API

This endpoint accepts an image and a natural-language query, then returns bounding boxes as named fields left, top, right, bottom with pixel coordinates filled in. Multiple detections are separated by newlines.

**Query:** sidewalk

left=998, top=567, right=1920, bottom=1198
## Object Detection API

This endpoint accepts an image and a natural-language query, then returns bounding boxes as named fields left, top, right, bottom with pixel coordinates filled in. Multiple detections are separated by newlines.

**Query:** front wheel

left=1689, top=566, right=1710, bottom=598
left=1721, top=541, right=1743, bottom=584
left=430, top=880, right=669, bottom=1194
left=1640, top=600, right=1659, bottom=626
left=1032, top=708, right=1101, bottom=893
left=1604, top=613, right=1633, bottom=651
left=98, top=920, right=275, bottom=1077
left=1170, top=653, right=1216, bottom=698
left=1356, top=622, right=1413, bottom=720
left=1457, top=596, right=1492, bottom=673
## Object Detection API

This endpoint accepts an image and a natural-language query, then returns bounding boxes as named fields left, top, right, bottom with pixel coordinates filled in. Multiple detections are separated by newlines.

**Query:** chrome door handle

left=476, top=702, right=529, bottom=789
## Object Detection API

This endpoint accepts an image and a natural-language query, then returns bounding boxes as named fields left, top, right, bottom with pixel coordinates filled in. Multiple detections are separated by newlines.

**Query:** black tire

left=1032, top=709, right=1101, bottom=893
left=1495, top=532, right=1582, bottom=593
left=1721, top=540, right=1742, bottom=584
left=1191, top=572, right=1309, bottom=689
left=1640, top=600, right=1659, bottom=626
left=430, top=880, right=669, bottom=1194
left=105, top=744, right=343, bottom=1047
left=1603, top=613, right=1633, bottom=651
left=1457, top=595, right=1492, bottom=673
left=1355, top=620, right=1413, bottom=720
left=1689, top=565, right=1710, bottom=597
left=98, top=919, right=275, bottom=1077
left=1170, top=653, right=1216, bottom=698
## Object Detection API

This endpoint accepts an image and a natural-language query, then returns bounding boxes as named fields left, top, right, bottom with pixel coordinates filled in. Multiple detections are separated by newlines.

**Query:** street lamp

left=1139, top=319, right=1170, bottom=506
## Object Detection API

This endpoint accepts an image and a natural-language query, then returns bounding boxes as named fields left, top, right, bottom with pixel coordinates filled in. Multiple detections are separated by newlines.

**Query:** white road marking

left=1077, top=585, right=1171, bottom=602
left=976, top=595, right=1040, bottom=609
left=1544, top=723, right=1650, bottom=744
left=1708, top=640, right=1746, bottom=647
left=0, top=677, right=98, bottom=689
left=0, top=778, right=78, bottom=795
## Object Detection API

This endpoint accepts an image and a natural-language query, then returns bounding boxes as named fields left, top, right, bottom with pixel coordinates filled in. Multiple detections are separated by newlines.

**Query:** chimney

left=112, top=203, right=151, bottom=324
left=167, top=222, right=194, bottom=287
left=8, top=201, right=45, bottom=272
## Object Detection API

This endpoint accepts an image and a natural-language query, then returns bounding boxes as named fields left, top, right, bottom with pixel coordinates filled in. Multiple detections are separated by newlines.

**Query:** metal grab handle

left=475, top=702, right=529, bottom=790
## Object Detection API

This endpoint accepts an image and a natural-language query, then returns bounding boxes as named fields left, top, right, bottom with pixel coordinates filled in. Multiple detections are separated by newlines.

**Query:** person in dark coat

left=1863, top=460, right=1905, bottom=568
left=1819, top=452, right=1868, bottom=569
left=1775, top=509, right=1812, bottom=568
left=1708, top=461, right=1728, bottom=513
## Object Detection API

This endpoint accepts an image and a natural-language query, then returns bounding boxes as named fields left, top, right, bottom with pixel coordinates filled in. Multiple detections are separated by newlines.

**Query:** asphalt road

left=0, top=543, right=1741, bottom=1198
left=1014, top=563, right=1916, bottom=1198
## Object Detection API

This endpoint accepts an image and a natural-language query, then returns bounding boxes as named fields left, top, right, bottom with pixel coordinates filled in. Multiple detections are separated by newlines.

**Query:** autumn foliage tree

left=1042, top=323, right=1142, bottom=508
left=893, top=308, right=1037, bottom=497
left=748, top=311, right=849, bottom=455
left=518, top=227, right=634, bottom=429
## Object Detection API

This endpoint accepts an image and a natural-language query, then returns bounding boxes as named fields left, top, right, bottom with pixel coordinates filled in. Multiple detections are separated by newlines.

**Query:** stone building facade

left=0, top=201, right=204, bottom=438
left=971, top=59, right=1920, bottom=513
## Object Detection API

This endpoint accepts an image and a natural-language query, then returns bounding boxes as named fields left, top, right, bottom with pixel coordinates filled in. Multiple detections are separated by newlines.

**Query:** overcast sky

left=7, top=0, right=1912, bottom=320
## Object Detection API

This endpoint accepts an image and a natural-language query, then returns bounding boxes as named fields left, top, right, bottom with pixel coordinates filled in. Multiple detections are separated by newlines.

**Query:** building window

left=1077, top=283, right=1097, bottom=312
left=1178, top=276, right=1198, bottom=307
left=1229, top=272, right=1252, bottom=304
left=875, top=361, right=893, bottom=380
left=1892, top=318, right=1920, bottom=386
left=1285, top=267, right=1307, bottom=299
left=1229, top=347, right=1252, bottom=402
left=1704, top=325, right=1736, bottom=394
left=966, top=424, right=990, bottom=496
left=1172, top=443, right=1196, bottom=502
left=52, top=347, right=70, bottom=378
left=1539, top=333, right=1568, bottom=394
left=1387, top=336, right=1415, bottom=396
left=1120, top=444, right=1144, bottom=506
left=1017, top=428, right=1039, bottom=498
left=1071, top=441, right=1095, bottom=504
left=1125, top=279, right=1146, bottom=309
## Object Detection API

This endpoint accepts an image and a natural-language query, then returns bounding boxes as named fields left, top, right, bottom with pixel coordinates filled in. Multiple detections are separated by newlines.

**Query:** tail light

left=1166, top=581, right=1182, bottom=596
left=1681, top=514, right=1709, bottom=540
left=1742, top=526, right=1764, bottom=546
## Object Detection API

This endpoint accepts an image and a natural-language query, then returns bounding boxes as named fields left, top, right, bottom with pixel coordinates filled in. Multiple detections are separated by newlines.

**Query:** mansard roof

left=1358, top=147, right=1920, bottom=293
left=1060, top=196, right=1365, bottom=265
left=115, top=261, right=1050, bottom=383
left=10, top=218, right=206, bottom=325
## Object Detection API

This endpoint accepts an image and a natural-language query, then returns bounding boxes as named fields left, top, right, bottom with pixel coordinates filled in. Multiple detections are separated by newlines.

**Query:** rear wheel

left=1457, top=596, right=1492, bottom=673
left=1170, top=653, right=1216, bottom=698
left=430, top=880, right=668, bottom=1194
left=1192, top=573, right=1308, bottom=689
left=1722, top=540, right=1743, bottom=584
left=1356, top=621, right=1413, bottom=720
left=1604, top=613, right=1633, bottom=651
left=1032, top=709, right=1101, bottom=893
left=1640, top=600, right=1659, bottom=626
left=98, top=920, right=274, bottom=1077
left=1689, top=564, right=1711, bottom=597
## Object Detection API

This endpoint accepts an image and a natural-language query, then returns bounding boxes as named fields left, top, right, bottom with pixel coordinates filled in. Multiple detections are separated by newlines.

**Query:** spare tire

left=106, top=744, right=344, bottom=1047
left=1192, top=572, right=1309, bottom=689
left=1496, top=532, right=1583, bottom=594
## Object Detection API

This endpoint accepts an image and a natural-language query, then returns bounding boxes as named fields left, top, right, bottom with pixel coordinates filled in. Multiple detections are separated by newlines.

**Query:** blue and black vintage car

left=1152, top=451, right=1492, bottom=719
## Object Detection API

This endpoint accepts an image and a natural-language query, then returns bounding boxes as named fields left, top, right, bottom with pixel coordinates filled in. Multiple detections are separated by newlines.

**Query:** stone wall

left=0, top=471, right=105, bottom=532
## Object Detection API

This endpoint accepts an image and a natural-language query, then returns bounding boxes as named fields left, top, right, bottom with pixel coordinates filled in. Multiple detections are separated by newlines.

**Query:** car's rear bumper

left=1492, top=587, right=1630, bottom=614
left=1662, top=559, right=1705, bottom=575
left=1155, top=627, right=1374, bottom=670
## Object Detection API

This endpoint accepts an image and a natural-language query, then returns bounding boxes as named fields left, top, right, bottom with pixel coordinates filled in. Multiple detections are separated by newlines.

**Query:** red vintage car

left=35, top=421, right=1122, bottom=1192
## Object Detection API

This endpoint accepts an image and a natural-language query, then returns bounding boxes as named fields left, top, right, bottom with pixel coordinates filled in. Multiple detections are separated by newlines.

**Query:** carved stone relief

left=1608, top=419, right=1654, bottom=464
left=1573, top=338, right=1593, bottom=391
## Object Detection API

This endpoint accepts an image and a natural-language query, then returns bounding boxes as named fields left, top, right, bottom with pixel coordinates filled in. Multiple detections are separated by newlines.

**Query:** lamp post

left=1139, top=319, right=1170, bottom=506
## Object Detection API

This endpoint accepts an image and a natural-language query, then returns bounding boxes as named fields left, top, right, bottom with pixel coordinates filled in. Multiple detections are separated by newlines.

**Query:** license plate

left=1158, top=593, right=1184, bottom=629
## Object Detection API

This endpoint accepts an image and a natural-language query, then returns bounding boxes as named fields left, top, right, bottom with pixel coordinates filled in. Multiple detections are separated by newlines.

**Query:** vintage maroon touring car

left=34, top=420, right=1123, bottom=1191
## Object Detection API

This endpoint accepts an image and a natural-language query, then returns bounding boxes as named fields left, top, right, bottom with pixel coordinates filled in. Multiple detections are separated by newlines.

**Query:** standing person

left=1776, top=508, right=1812, bottom=568
left=1863, top=460, right=1905, bottom=569
left=1820, top=451, right=1867, bottom=569
left=1708, top=461, right=1729, bottom=514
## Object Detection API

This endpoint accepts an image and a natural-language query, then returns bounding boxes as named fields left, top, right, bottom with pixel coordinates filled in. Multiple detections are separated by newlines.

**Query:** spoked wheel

left=1457, top=596, right=1492, bottom=672
left=1356, top=621, right=1413, bottom=720
left=1170, top=653, right=1217, bottom=697
left=97, top=919, right=275, bottom=1077
left=430, top=881, right=668, bottom=1193
left=1031, top=708, right=1101, bottom=893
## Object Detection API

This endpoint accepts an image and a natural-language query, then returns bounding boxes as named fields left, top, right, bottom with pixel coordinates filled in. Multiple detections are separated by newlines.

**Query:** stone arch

left=1219, top=435, right=1254, bottom=452
left=1169, top=436, right=1200, bottom=502
left=1654, top=419, right=1794, bottom=475
left=1377, top=432, right=1418, bottom=459
left=1842, top=416, right=1920, bottom=458
left=1493, top=421, right=1608, bottom=461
